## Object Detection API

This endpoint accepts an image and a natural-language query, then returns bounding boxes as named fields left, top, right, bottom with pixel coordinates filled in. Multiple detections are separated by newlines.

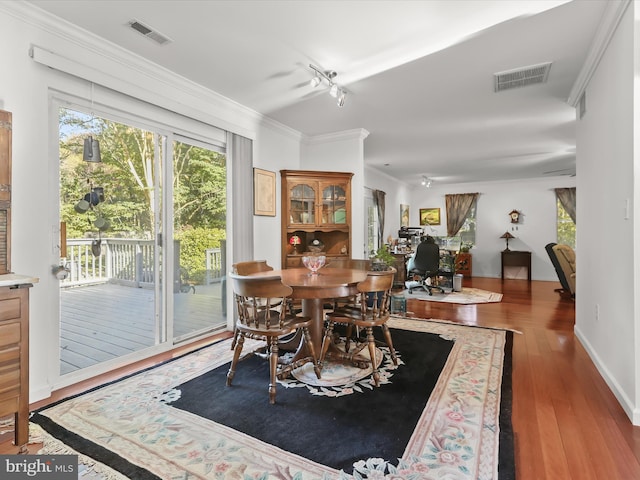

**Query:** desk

left=501, top=250, right=531, bottom=281
left=249, top=267, right=368, bottom=353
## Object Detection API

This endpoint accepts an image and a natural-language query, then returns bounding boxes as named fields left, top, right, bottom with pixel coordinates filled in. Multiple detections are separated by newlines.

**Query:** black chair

left=407, top=237, right=445, bottom=295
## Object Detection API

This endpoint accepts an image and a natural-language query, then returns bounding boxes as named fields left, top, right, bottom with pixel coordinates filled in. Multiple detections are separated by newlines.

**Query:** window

left=365, top=195, right=379, bottom=258
left=557, top=199, right=576, bottom=248
left=457, top=202, right=476, bottom=247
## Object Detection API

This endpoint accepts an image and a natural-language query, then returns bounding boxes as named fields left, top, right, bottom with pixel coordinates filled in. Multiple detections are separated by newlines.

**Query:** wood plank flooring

left=60, top=282, right=226, bottom=374
left=2, top=276, right=640, bottom=479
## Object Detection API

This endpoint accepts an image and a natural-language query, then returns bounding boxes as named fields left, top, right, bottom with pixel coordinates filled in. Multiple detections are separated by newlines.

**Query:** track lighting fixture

left=310, top=74, right=321, bottom=88
left=421, top=176, right=432, bottom=188
left=337, top=90, right=346, bottom=107
left=308, top=64, right=347, bottom=107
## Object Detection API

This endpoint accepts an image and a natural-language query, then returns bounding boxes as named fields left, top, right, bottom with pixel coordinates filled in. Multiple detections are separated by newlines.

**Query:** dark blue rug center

left=166, top=328, right=454, bottom=473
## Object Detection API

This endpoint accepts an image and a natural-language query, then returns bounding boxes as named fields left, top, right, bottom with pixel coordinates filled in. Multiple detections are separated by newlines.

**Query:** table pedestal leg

left=302, top=298, right=324, bottom=351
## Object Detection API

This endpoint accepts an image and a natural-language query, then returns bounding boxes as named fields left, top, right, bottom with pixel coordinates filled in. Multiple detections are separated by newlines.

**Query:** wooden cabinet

left=455, top=253, right=472, bottom=277
left=281, top=170, right=353, bottom=268
left=0, top=281, right=33, bottom=451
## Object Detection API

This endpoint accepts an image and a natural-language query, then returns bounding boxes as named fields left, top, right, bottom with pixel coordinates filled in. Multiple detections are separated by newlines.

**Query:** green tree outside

left=59, top=108, right=226, bottom=283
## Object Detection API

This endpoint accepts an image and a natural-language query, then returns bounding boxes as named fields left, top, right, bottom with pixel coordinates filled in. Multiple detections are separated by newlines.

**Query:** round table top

left=249, top=267, right=367, bottom=299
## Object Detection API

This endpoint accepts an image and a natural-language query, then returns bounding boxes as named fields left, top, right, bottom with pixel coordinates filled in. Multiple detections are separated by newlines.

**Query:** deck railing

left=62, top=239, right=224, bottom=288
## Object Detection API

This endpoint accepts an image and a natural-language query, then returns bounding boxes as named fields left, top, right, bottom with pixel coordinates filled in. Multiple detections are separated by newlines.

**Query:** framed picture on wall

left=420, top=207, right=441, bottom=226
left=253, top=168, right=276, bottom=216
left=400, top=204, right=409, bottom=227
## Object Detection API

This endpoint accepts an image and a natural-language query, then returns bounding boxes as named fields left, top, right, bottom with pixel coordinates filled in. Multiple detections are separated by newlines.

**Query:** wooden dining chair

left=320, top=268, right=397, bottom=387
left=232, top=260, right=274, bottom=276
left=228, top=272, right=321, bottom=404
left=230, top=260, right=276, bottom=349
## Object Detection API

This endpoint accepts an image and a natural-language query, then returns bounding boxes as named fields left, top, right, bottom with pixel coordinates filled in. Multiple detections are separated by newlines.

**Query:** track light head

left=308, top=64, right=346, bottom=107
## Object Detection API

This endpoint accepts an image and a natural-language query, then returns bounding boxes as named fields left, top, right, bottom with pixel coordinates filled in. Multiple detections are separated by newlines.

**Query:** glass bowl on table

left=301, top=254, right=326, bottom=275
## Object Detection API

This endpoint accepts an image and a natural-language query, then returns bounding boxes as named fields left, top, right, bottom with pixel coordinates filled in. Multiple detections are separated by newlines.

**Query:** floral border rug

left=403, top=287, right=503, bottom=304
left=31, top=317, right=513, bottom=480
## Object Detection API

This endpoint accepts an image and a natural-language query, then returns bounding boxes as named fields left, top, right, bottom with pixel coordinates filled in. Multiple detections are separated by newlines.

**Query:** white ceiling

left=26, top=0, right=607, bottom=186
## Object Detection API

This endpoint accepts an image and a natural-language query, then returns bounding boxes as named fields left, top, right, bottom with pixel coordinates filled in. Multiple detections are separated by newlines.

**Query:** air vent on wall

left=127, top=19, right=172, bottom=45
left=494, top=62, right=552, bottom=92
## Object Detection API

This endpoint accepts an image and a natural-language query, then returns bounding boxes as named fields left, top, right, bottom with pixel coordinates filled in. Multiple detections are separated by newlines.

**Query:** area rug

left=30, top=317, right=514, bottom=480
left=403, top=287, right=503, bottom=304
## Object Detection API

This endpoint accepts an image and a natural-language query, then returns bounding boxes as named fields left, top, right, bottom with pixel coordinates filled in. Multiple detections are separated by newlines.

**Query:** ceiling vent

left=494, top=62, right=552, bottom=92
left=127, top=20, right=172, bottom=46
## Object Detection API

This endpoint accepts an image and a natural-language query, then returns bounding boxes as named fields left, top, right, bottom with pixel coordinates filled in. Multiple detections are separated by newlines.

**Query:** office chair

left=407, top=237, right=444, bottom=295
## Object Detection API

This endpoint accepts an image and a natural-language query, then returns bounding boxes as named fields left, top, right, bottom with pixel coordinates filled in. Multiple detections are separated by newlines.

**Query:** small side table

left=501, top=250, right=531, bottom=281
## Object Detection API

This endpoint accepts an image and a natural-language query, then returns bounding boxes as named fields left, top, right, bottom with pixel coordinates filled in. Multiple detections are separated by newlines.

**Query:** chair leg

left=381, top=324, right=398, bottom=365
left=268, top=338, right=278, bottom=404
left=230, top=328, right=239, bottom=350
left=302, top=326, right=322, bottom=379
left=320, top=321, right=335, bottom=366
left=366, top=327, right=380, bottom=387
left=226, top=334, right=244, bottom=386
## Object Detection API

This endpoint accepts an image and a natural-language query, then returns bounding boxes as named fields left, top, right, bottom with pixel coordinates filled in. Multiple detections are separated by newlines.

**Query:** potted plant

left=371, top=246, right=395, bottom=271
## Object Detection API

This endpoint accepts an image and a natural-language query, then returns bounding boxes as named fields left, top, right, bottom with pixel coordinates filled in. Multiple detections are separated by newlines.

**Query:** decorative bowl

left=302, top=255, right=326, bottom=274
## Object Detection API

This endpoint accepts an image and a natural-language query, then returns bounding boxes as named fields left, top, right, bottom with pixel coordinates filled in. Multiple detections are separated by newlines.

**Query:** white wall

left=252, top=121, right=302, bottom=267
left=574, top=3, right=638, bottom=423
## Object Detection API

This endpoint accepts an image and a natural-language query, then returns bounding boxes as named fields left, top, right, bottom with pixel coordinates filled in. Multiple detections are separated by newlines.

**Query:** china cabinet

left=281, top=170, right=353, bottom=268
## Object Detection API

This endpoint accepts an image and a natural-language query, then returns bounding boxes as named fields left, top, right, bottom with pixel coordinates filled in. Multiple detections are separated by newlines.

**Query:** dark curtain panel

left=229, top=133, right=254, bottom=263
left=555, top=187, right=576, bottom=224
left=373, top=189, right=386, bottom=249
left=445, top=193, right=479, bottom=236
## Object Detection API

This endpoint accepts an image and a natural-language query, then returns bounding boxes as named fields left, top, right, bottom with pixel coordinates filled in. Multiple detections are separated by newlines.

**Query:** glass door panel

left=290, top=184, right=315, bottom=224
left=58, top=108, right=162, bottom=375
left=172, top=139, right=227, bottom=342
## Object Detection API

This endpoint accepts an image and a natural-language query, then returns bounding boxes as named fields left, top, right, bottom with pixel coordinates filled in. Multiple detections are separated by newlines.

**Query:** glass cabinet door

left=290, top=183, right=316, bottom=224
left=320, top=183, right=347, bottom=225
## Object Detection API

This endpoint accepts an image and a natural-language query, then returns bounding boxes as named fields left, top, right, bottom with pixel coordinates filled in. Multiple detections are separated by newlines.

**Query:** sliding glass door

left=57, top=104, right=227, bottom=377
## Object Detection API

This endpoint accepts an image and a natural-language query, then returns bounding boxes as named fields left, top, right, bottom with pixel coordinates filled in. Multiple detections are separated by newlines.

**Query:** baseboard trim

left=574, top=325, right=637, bottom=425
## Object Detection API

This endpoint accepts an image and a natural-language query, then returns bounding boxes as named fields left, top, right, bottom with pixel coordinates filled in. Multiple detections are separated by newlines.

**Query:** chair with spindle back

left=227, top=272, right=321, bottom=404
left=320, top=267, right=397, bottom=387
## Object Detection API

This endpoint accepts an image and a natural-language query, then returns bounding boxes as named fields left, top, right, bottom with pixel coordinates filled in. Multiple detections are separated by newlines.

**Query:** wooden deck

left=60, top=282, right=226, bottom=375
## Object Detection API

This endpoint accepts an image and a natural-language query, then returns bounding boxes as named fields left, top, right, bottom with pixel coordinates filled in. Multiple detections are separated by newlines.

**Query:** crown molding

left=303, top=128, right=370, bottom=145
left=567, top=0, right=631, bottom=107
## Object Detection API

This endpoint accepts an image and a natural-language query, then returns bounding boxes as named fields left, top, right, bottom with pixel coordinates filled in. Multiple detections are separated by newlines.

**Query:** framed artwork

left=420, top=207, right=441, bottom=226
left=253, top=168, right=276, bottom=216
left=400, top=204, right=409, bottom=227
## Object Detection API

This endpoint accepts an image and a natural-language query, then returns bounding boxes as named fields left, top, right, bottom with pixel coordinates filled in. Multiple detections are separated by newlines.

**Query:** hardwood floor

left=2, top=277, right=640, bottom=479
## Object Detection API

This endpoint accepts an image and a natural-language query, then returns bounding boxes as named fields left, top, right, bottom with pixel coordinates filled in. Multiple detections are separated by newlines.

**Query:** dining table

left=248, top=266, right=368, bottom=361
